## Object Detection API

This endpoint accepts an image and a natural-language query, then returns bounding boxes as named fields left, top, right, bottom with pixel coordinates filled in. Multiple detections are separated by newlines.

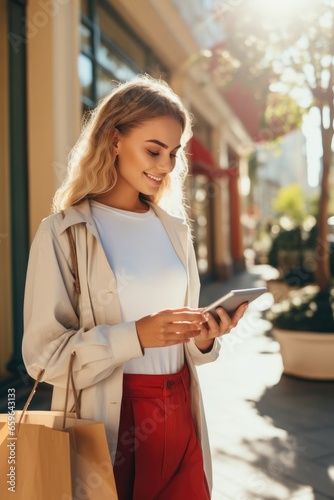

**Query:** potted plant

left=260, top=184, right=334, bottom=379
left=267, top=284, right=334, bottom=380
left=264, top=211, right=334, bottom=380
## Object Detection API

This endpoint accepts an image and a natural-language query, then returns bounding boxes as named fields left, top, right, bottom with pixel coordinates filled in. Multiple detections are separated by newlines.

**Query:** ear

left=112, top=128, right=120, bottom=152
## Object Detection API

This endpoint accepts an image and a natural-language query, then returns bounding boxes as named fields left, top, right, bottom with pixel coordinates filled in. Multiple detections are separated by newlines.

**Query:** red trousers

left=113, top=364, right=210, bottom=500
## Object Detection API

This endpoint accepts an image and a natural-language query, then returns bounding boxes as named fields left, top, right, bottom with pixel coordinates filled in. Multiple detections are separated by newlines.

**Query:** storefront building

left=0, top=0, right=252, bottom=379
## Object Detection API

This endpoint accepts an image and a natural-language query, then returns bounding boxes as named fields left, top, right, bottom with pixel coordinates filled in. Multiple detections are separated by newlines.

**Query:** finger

left=230, top=302, right=248, bottom=327
left=214, top=307, right=234, bottom=335
left=215, top=306, right=233, bottom=324
left=162, top=307, right=204, bottom=315
left=167, top=322, right=203, bottom=334
left=175, top=329, right=201, bottom=339
left=167, top=311, right=207, bottom=323
left=161, top=330, right=201, bottom=344
left=162, top=338, right=195, bottom=346
left=203, top=312, right=221, bottom=336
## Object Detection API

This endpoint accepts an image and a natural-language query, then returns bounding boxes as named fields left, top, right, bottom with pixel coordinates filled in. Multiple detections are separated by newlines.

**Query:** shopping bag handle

left=63, top=351, right=81, bottom=428
left=18, top=369, right=45, bottom=426
left=18, top=352, right=81, bottom=429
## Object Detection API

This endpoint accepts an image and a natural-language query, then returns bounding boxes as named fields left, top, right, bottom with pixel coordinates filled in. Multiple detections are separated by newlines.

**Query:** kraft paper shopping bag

left=0, top=352, right=117, bottom=499
left=67, top=422, right=117, bottom=500
left=0, top=416, right=118, bottom=499
left=0, top=420, right=72, bottom=500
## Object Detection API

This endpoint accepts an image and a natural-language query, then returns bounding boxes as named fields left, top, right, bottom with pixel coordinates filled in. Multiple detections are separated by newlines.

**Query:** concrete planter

left=273, top=328, right=334, bottom=380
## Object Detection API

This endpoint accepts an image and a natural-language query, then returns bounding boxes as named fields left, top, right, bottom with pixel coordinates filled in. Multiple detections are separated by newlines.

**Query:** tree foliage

left=272, top=184, right=306, bottom=226
left=203, top=0, right=334, bottom=290
left=263, top=93, right=304, bottom=139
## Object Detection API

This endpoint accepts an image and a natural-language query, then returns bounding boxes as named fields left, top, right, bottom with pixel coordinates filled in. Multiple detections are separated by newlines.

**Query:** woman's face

left=114, top=116, right=183, bottom=197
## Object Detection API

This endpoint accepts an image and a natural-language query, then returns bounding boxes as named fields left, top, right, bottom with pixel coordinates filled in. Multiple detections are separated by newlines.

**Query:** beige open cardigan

left=22, top=199, right=221, bottom=492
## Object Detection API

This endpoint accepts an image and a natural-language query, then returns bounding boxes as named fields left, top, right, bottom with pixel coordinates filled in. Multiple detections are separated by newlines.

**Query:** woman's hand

left=194, top=302, right=249, bottom=353
left=135, top=307, right=206, bottom=349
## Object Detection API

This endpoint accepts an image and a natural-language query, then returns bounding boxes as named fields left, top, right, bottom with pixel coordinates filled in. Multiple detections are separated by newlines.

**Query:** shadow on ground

left=249, top=373, right=334, bottom=499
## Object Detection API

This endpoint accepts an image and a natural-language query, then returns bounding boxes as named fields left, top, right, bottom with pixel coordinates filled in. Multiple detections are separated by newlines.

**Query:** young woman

left=22, top=75, right=247, bottom=499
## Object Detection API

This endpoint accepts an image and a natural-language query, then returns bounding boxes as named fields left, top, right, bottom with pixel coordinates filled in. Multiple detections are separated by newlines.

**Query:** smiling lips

left=144, top=172, right=163, bottom=184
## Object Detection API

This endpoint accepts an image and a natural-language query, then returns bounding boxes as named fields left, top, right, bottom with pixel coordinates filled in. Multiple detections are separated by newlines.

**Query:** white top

left=90, top=201, right=187, bottom=374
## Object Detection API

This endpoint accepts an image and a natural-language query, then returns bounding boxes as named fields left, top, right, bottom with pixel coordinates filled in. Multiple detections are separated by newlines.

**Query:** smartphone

left=203, top=287, right=267, bottom=321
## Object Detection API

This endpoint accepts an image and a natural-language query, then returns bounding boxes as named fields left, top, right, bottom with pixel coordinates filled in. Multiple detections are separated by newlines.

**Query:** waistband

left=122, top=363, right=189, bottom=399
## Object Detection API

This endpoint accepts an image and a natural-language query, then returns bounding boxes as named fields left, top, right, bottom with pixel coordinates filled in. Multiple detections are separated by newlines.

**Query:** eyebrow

left=145, top=139, right=181, bottom=150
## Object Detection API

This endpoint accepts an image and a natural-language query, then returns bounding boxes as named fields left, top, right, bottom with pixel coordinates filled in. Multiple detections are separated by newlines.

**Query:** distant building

left=254, top=129, right=310, bottom=228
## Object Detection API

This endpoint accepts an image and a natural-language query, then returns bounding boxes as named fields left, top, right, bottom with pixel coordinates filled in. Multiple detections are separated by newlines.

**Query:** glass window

left=78, top=53, right=93, bottom=100
left=97, top=42, right=138, bottom=82
left=187, top=173, right=214, bottom=276
left=190, top=175, right=209, bottom=273
left=79, top=1, right=167, bottom=107
left=96, top=68, right=117, bottom=101
left=80, top=24, right=92, bottom=53
left=97, top=4, right=147, bottom=69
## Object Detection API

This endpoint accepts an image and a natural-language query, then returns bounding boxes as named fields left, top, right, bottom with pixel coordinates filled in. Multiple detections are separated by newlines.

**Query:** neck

left=95, top=192, right=149, bottom=213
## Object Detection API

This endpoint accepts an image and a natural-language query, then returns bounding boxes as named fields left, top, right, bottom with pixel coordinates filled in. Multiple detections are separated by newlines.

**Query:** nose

left=157, top=155, right=174, bottom=174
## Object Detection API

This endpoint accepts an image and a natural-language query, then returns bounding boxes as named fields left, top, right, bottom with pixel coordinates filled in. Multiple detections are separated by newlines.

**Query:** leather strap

left=61, top=210, right=81, bottom=295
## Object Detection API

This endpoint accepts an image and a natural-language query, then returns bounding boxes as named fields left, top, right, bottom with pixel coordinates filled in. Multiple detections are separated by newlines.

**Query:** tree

left=198, top=0, right=334, bottom=290
left=272, top=184, right=306, bottom=227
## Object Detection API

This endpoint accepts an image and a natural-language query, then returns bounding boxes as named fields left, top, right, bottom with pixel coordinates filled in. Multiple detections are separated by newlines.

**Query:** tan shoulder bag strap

left=61, top=210, right=82, bottom=415
left=61, top=210, right=81, bottom=295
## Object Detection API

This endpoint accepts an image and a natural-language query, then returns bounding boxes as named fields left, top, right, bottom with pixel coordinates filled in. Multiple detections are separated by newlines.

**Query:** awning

left=188, top=137, right=239, bottom=178
left=223, top=84, right=267, bottom=142
left=208, top=42, right=268, bottom=142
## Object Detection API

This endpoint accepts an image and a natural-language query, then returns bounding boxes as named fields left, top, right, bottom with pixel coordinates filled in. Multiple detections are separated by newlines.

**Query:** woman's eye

left=147, top=150, right=177, bottom=161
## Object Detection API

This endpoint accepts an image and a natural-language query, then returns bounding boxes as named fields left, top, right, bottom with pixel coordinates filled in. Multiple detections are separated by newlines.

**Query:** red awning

left=188, top=137, right=239, bottom=178
left=208, top=41, right=268, bottom=142
left=223, top=84, right=267, bottom=142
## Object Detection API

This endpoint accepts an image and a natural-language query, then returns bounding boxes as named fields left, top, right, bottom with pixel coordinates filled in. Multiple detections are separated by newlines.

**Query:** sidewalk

left=198, top=265, right=334, bottom=500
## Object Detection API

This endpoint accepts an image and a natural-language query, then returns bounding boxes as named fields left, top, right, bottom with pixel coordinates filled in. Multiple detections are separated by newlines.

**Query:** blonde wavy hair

left=52, top=74, right=193, bottom=218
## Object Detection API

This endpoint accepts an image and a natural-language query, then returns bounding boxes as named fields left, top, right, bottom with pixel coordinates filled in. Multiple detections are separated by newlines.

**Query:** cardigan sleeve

left=22, top=217, right=144, bottom=391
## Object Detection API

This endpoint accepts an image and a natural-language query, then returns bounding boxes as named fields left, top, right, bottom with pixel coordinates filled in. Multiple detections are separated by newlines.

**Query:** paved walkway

left=198, top=265, right=334, bottom=500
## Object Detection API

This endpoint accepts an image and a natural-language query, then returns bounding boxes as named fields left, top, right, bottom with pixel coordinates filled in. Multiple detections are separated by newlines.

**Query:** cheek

left=118, top=149, right=137, bottom=169
left=118, top=150, right=151, bottom=175
left=134, top=150, right=156, bottom=169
